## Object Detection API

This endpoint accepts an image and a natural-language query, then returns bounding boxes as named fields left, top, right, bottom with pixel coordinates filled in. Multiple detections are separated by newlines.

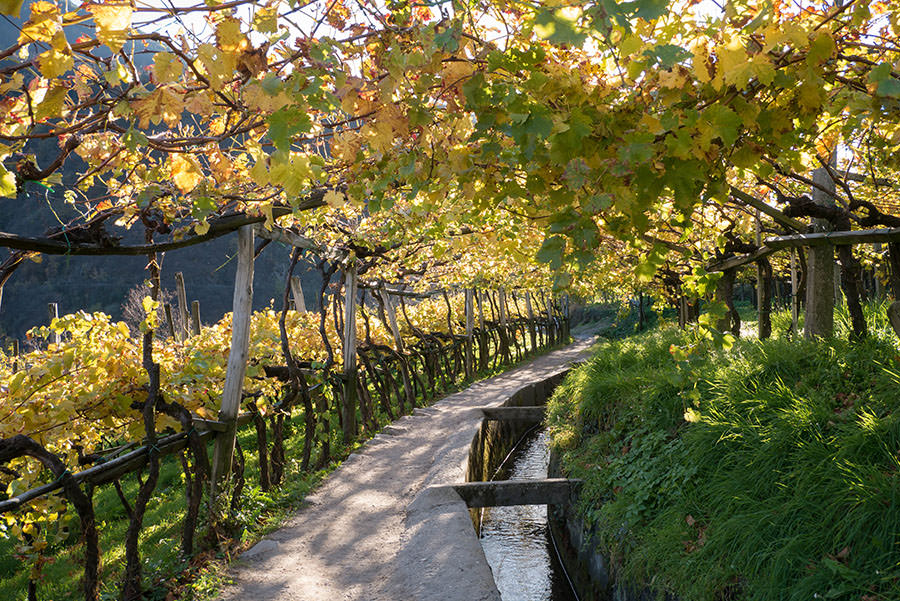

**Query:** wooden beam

left=210, top=225, right=255, bottom=496
left=766, top=227, right=900, bottom=249
left=290, top=275, right=307, bottom=312
left=707, top=246, right=776, bottom=272
left=252, top=223, right=322, bottom=252
left=729, top=186, right=805, bottom=232
left=480, top=406, right=544, bottom=422
left=451, top=479, right=581, bottom=507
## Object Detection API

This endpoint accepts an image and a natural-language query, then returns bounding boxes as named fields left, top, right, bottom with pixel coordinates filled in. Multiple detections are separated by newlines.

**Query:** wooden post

left=381, top=290, right=404, bottom=353
left=341, top=261, right=358, bottom=442
left=465, top=289, right=474, bottom=378
left=755, top=210, right=765, bottom=337
left=525, top=291, right=537, bottom=350
left=874, top=243, right=884, bottom=299
left=790, top=249, right=799, bottom=336
left=290, top=275, right=307, bottom=313
left=191, top=300, right=201, bottom=335
left=210, top=225, right=255, bottom=497
left=163, top=303, right=177, bottom=340
left=805, top=166, right=836, bottom=339
left=498, top=287, right=509, bottom=360
left=10, top=339, right=19, bottom=373
left=174, top=272, right=189, bottom=340
left=475, top=289, right=487, bottom=370
left=47, top=302, right=59, bottom=345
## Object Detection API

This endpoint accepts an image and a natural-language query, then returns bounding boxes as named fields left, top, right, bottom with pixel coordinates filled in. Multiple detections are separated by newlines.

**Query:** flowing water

left=478, top=429, right=578, bottom=601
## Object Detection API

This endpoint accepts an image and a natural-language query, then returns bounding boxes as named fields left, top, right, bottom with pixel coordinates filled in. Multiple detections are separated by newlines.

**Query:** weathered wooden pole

left=290, top=275, right=307, bottom=312
left=804, top=166, right=837, bottom=338
left=381, top=290, right=404, bottom=352
left=174, top=272, right=189, bottom=340
left=190, top=300, right=201, bottom=335
left=341, top=261, right=358, bottom=442
left=498, top=287, right=510, bottom=361
left=210, top=225, right=255, bottom=498
left=10, top=339, right=19, bottom=373
left=524, top=291, right=537, bottom=350
left=755, top=210, right=766, bottom=338
left=163, top=303, right=177, bottom=340
left=47, top=302, right=60, bottom=345
left=465, top=289, right=474, bottom=378
left=790, top=249, right=799, bottom=336
left=476, top=289, right=487, bottom=370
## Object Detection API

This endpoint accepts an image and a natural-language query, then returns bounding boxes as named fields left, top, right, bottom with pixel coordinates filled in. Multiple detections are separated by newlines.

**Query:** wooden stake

left=381, top=289, right=404, bottom=353
left=174, top=272, right=189, bottom=341
left=465, top=289, right=474, bottom=377
left=290, top=275, right=307, bottom=312
left=11, top=339, right=19, bottom=373
left=790, top=248, right=799, bottom=336
left=210, top=225, right=255, bottom=497
left=191, top=300, right=201, bottom=335
left=164, top=303, right=177, bottom=340
left=525, top=291, right=537, bottom=350
left=341, top=261, right=358, bottom=441
left=47, top=303, right=60, bottom=345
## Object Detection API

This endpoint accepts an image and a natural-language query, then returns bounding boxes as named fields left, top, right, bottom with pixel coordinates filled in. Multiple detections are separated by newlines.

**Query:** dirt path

left=219, top=338, right=594, bottom=601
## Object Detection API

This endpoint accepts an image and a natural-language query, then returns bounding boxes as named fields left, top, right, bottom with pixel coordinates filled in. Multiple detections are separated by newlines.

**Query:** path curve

left=219, top=339, right=594, bottom=601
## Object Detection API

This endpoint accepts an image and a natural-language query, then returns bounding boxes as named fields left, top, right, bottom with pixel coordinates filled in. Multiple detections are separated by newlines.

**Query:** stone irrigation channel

left=219, top=337, right=594, bottom=601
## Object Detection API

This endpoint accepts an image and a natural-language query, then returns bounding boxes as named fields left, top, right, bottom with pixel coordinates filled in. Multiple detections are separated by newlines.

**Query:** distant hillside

left=0, top=191, right=324, bottom=339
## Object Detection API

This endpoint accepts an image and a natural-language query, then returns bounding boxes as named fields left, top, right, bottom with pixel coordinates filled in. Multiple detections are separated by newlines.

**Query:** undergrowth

left=548, top=304, right=900, bottom=601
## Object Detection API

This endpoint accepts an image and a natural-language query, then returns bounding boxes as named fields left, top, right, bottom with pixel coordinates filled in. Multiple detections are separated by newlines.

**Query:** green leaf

left=642, top=44, right=692, bottom=69
left=534, top=8, right=586, bottom=46
left=267, top=108, right=312, bottom=152
left=635, top=261, right=657, bottom=282
left=705, top=105, right=742, bottom=146
left=877, top=77, right=900, bottom=98
left=536, top=235, right=566, bottom=270
left=807, top=32, right=835, bottom=65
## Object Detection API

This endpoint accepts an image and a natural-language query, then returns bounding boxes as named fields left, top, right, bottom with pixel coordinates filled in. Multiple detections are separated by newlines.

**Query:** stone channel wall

left=465, top=371, right=569, bottom=494
left=548, top=452, right=677, bottom=601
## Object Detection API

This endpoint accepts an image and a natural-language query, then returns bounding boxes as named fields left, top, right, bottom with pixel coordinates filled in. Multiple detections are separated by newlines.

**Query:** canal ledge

left=398, top=367, right=577, bottom=601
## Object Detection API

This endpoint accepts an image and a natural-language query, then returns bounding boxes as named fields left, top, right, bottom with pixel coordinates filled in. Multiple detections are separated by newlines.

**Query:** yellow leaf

left=324, top=189, right=345, bottom=208
left=716, top=38, right=751, bottom=89
left=216, top=17, right=248, bottom=54
left=261, top=202, right=274, bottom=230
left=152, top=52, right=183, bottom=83
left=116, top=322, right=131, bottom=337
left=18, top=1, right=59, bottom=44
left=252, top=5, right=278, bottom=33
left=196, top=44, right=235, bottom=85
left=88, top=1, right=132, bottom=52
left=691, top=42, right=712, bottom=84
left=0, top=0, right=25, bottom=17
left=32, top=82, right=68, bottom=122
left=37, top=32, right=73, bottom=79
left=0, top=163, right=16, bottom=197
left=131, top=86, right=183, bottom=128
left=194, top=219, right=210, bottom=235
left=170, top=153, right=203, bottom=194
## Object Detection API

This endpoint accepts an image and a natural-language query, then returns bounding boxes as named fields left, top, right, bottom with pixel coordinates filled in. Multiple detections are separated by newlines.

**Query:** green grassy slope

left=548, top=305, right=900, bottom=601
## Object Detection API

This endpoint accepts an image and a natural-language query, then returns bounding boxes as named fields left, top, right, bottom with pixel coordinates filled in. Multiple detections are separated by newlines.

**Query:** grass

left=0, top=331, right=562, bottom=600
left=547, top=303, right=900, bottom=601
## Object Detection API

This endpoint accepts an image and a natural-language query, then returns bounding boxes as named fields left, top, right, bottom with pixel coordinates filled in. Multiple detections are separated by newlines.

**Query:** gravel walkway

left=219, top=339, right=594, bottom=601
